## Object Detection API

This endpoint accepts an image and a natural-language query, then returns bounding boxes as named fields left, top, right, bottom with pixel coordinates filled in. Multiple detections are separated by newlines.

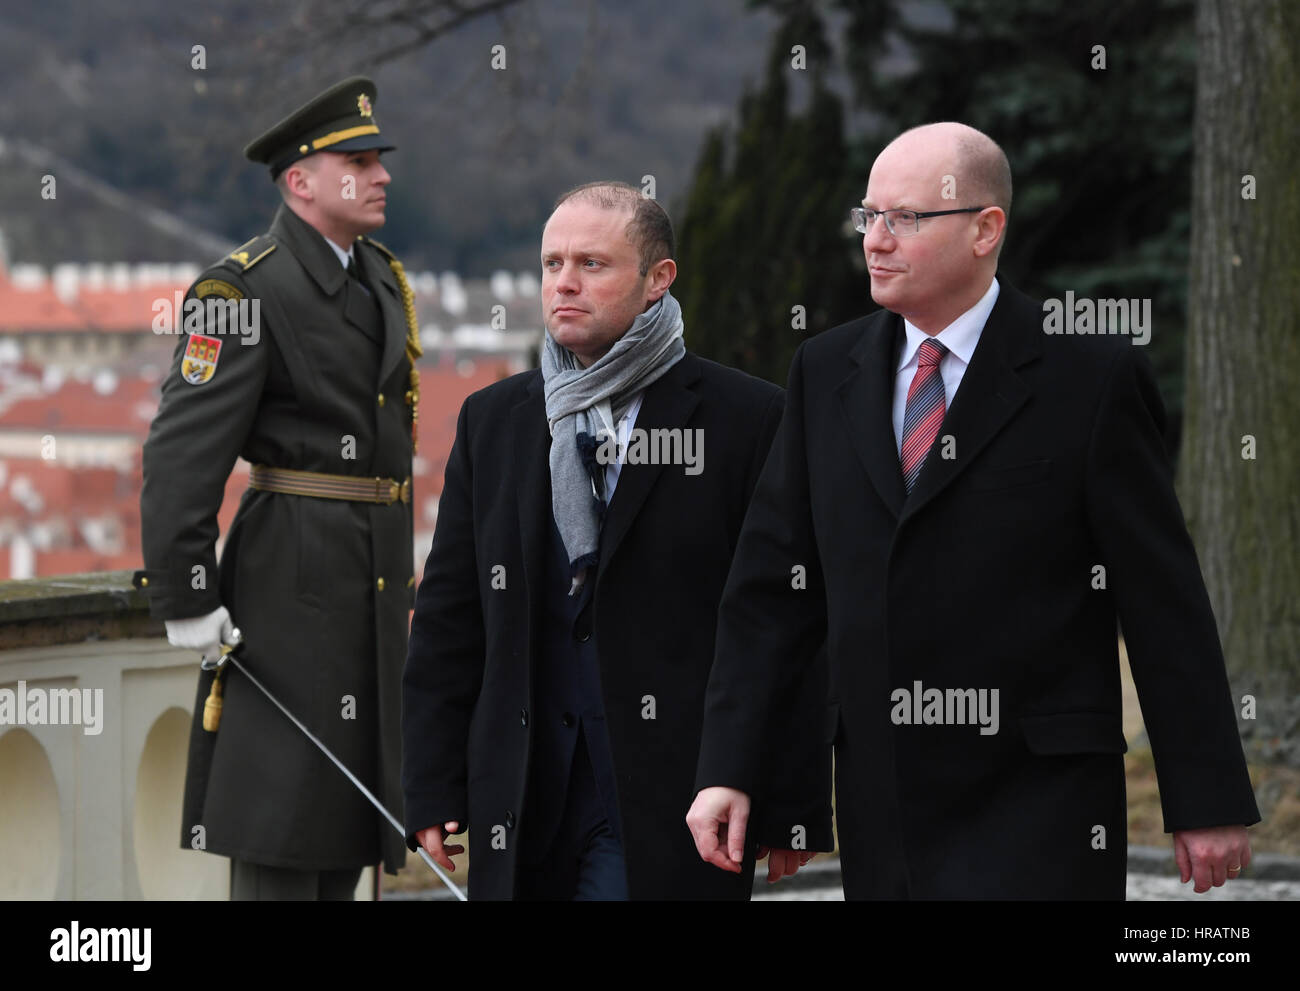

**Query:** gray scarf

left=542, top=291, right=685, bottom=594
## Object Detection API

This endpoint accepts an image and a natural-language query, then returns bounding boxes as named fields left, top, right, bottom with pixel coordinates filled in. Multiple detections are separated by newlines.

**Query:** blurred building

left=0, top=244, right=542, bottom=580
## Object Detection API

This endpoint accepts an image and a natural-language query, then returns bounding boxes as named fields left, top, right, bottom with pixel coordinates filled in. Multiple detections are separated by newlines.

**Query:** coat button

left=378, top=393, right=386, bottom=407
left=574, top=627, right=591, bottom=643
left=376, top=577, right=385, bottom=591
left=520, top=708, right=528, bottom=727
left=140, top=577, right=149, bottom=587
left=561, top=712, right=576, bottom=728
left=505, top=811, right=515, bottom=829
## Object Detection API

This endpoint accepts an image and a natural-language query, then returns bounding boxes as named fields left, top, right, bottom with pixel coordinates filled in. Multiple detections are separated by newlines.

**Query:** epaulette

left=359, top=234, right=396, bottom=261
left=223, top=235, right=277, bottom=273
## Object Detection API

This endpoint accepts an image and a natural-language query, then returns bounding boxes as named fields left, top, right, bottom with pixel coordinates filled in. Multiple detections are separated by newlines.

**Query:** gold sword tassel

left=202, top=667, right=225, bottom=732
left=201, top=638, right=239, bottom=732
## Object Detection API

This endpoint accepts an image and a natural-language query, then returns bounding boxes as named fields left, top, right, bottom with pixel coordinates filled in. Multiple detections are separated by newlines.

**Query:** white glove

left=165, top=606, right=234, bottom=664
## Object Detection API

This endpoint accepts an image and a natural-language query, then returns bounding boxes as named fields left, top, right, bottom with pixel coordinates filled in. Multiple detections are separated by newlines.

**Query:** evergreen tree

left=674, top=2, right=861, bottom=385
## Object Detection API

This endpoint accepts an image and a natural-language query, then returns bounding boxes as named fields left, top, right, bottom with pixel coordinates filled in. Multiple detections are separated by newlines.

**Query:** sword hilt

left=200, top=627, right=244, bottom=672
left=200, top=628, right=243, bottom=733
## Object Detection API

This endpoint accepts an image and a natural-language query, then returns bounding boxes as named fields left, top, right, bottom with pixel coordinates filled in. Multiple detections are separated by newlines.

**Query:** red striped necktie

left=900, top=338, right=949, bottom=493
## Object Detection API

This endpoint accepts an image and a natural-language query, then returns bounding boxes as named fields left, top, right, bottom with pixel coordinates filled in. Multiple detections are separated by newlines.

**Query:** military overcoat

left=137, top=203, right=415, bottom=873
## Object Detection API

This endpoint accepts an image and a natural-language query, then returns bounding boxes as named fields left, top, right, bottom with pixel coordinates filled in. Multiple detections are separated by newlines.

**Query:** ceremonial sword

left=201, top=630, right=467, bottom=901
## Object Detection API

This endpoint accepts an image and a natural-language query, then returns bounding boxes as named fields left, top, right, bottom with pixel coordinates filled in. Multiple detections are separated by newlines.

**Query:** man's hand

left=416, top=821, right=465, bottom=872
left=757, top=847, right=815, bottom=884
left=165, top=606, right=234, bottom=665
left=686, top=787, right=751, bottom=873
left=1173, top=825, right=1251, bottom=893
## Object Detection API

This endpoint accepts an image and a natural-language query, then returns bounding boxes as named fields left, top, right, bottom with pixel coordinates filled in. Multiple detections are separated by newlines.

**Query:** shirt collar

left=323, top=236, right=354, bottom=270
left=897, top=276, right=1001, bottom=371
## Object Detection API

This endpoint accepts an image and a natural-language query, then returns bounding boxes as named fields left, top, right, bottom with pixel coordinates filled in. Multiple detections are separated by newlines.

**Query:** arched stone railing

left=0, top=572, right=374, bottom=900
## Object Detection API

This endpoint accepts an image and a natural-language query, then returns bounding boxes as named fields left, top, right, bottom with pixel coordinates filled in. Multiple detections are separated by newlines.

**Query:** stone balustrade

left=0, top=571, right=374, bottom=900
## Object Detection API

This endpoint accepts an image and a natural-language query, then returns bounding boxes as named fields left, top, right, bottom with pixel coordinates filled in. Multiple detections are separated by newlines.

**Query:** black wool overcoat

left=696, top=283, right=1260, bottom=899
left=403, top=352, right=833, bottom=899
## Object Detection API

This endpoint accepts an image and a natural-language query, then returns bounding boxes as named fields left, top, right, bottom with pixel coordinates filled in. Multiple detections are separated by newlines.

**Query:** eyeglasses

left=851, top=206, right=988, bottom=237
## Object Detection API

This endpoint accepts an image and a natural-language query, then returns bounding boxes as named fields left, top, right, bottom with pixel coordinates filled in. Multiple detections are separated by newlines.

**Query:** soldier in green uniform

left=134, top=76, right=420, bottom=900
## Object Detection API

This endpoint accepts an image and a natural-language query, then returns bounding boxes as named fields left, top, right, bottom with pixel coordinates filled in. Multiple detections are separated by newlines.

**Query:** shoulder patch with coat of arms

left=181, top=333, right=222, bottom=385
left=178, top=275, right=246, bottom=385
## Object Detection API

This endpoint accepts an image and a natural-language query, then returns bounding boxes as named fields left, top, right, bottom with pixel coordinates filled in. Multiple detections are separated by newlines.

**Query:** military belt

left=248, top=465, right=411, bottom=505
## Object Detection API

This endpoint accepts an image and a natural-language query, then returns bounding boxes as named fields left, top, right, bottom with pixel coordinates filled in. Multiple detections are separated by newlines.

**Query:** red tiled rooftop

left=412, top=358, right=518, bottom=489
left=20, top=548, right=143, bottom=575
left=0, top=377, right=160, bottom=436
left=0, top=354, right=520, bottom=580
left=0, top=271, right=192, bottom=334
left=78, top=286, right=191, bottom=333
left=0, top=456, right=250, bottom=579
left=0, top=279, right=86, bottom=331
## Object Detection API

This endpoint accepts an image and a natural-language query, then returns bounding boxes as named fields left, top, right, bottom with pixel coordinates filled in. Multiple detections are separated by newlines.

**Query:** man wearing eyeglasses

left=686, top=121, right=1259, bottom=899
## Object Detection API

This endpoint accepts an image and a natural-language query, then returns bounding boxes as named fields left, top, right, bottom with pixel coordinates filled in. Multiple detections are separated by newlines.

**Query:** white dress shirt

left=323, top=236, right=355, bottom=270
left=599, top=392, right=644, bottom=502
left=892, top=277, right=1001, bottom=454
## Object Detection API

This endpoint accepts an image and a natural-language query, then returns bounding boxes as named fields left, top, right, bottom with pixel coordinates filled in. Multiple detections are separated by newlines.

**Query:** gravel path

left=753, top=873, right=1299, bottom=900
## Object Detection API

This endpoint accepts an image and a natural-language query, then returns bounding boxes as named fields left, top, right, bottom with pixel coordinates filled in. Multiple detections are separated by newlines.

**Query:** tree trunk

left=1180, top=0, right=1300, bottom=765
